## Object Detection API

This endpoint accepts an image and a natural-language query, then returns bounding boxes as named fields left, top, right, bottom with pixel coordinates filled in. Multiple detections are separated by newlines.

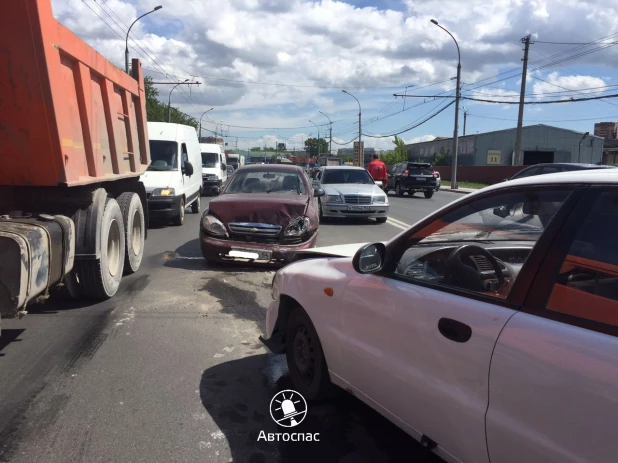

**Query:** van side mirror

left=183, top=161, right=194, bottom=176
left=221, top=163, right=227, bottom=170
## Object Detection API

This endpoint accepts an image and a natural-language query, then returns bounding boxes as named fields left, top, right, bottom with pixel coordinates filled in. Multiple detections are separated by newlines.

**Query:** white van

left=142, top=122, right=202, bottom=226
left=199, top=143, right=227, bottom=195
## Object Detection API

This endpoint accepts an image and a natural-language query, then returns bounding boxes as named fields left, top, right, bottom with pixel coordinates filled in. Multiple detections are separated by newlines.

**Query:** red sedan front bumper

left=199, top=230, right=318, bottom=265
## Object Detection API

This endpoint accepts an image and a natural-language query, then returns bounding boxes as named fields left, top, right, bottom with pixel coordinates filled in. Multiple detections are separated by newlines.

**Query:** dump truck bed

left=0, top=0, right=150, bottom=187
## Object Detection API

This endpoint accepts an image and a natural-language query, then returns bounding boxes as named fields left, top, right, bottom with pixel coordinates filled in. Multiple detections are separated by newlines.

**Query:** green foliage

left=379, top=136, right=408, bottom=165
left=304, top=138, right=328, bottom=157
left=144, top=77, right=197, bottom=129
left=432, top=147, right=451, bottom=166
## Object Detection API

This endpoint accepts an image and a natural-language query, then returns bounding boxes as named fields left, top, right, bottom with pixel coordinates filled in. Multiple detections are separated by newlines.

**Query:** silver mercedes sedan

left=311, top=166, right=389, bottom=223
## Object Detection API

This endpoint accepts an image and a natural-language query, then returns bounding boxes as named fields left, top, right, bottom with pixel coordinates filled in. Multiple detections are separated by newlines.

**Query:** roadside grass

left=441, top=180, right=489, bottom=190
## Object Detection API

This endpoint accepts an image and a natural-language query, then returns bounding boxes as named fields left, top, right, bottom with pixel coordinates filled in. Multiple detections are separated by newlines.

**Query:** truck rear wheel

left=80, top=198, right=126, bottom=299
left=117, top=192, right=145, bottom=275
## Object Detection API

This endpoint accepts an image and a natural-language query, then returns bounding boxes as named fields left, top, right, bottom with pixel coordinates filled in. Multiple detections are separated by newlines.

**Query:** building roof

left=405, top=124, right=603, bottom=147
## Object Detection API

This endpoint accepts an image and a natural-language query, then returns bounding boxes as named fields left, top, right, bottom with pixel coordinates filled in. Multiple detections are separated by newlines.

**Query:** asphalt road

left=0, top=191, right=458, bottom=463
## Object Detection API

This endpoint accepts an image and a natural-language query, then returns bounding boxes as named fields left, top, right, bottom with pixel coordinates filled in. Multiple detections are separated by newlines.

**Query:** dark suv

left=386, top=162, right=437, bottom=198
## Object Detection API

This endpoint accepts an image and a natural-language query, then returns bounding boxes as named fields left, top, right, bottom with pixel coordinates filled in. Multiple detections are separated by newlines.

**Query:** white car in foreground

left=261, top=169, right=618, bottom=463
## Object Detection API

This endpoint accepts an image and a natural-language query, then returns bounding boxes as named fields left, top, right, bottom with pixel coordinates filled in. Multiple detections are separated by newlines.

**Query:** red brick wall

left=435, top=166, right=527, bottom=185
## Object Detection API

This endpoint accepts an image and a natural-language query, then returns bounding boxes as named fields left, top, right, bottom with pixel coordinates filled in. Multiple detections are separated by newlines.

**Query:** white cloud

left=49, top=0, right=618, bottom=142
left=531, top=72, right=608, bottom=99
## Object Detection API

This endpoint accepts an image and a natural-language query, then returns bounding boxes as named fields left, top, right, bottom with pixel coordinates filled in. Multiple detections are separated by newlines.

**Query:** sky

left=51, top=0, right=618, bottom=153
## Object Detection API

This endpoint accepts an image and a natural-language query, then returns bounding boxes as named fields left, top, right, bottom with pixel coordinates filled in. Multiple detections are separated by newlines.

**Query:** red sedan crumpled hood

left=208, top=193, right=310, bottom=226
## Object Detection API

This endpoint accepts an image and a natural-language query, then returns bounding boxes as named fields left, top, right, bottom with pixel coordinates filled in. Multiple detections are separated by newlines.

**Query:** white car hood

left=293, top=242, right=369, bottom=258
left=141, top=171, right=176, bottom=193
left=322, top=183, right=383, bottom=196
left=202, top=167, right=221, bottom=177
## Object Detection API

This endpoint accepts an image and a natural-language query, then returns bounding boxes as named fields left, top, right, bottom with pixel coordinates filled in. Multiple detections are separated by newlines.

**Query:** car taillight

left=404, top=170, right=409, bottom=175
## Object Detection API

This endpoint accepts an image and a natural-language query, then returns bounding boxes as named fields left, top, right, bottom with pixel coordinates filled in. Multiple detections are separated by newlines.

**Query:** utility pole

left=514, top=35, right=532, bottom=166
left=462, top=108, right=469, bottom=136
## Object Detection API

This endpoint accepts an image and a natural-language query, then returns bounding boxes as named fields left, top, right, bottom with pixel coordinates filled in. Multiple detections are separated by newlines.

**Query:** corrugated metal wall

left=406, top=125, right=604, bottom=166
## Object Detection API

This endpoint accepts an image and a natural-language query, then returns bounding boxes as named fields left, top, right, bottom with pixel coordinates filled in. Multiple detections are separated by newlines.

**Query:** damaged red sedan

left=200, top=164, right=325, bottom=264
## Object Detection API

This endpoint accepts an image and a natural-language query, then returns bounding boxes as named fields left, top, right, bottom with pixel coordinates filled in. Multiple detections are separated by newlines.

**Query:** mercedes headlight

left=201, top=213, right=228, bottom=237
left=325, top=195, right=343, bottom=203
left=151, top=188, right=175, bottom=197
left=284, top=216, right=310, bottom=236
left=373, top=195, right=387, bottom=203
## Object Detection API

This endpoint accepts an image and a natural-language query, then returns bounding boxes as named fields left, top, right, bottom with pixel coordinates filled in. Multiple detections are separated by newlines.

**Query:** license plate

left=229, top=248, right=272, bottom=260
left=416, top=177, right=426, bottom=181
left=348, top=206, right=369, bottom=211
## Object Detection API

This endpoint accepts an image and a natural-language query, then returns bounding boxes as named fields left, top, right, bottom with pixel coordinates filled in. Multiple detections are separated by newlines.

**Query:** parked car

left=262, top=168, right=618, bottom=463
left=143, top=122, right=202, bottom=226
left=200, top=164, right=324, bottom=265
left=386, top=161, right=437, bottom=198
left=312, top=166, right=389, bottom=223
left=506, top=162, right=616, bottom=181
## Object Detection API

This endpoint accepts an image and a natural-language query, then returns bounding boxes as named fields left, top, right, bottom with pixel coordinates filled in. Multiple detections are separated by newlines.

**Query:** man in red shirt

left=366, top=154, right=388, bottom=189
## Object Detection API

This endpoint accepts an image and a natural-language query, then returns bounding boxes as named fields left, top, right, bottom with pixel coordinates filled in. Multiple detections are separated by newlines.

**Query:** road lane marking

left=386, top=218, right=409, bottom=231
left=386, top=217, right=411, bottom=229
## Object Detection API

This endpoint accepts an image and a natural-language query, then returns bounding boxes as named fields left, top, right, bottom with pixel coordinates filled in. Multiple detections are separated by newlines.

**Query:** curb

left=440, top=188, right=474, bottom=195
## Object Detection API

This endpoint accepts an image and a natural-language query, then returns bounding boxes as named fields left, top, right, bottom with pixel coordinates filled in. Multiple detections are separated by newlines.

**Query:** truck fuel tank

left=0, top=214, right=74, bottom=317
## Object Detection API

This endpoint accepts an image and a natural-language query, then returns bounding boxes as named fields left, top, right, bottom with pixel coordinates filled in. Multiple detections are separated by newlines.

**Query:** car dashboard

left=396, top=243, right=534, bottom=296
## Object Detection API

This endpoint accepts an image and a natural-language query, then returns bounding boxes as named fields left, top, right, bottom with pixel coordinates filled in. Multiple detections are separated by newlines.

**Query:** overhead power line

left=201, top=117, right=329, bottom=131
left=394, top=92, right=618, bottom=104
left=363, top=101, right=455, bottom=138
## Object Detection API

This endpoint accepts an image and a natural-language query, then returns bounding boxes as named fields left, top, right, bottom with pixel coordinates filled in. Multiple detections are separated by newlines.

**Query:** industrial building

left=405, top=124, right=603, bottom=166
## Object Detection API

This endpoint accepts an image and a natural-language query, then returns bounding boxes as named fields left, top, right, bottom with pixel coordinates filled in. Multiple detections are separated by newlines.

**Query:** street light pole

left=125, top=6, right=162, bottom=74
left=431, top=19, right=461, bottom=189
left=319, top=111, right=332, bottom=156
left=342, top=90, right=362, bottom=166
left=578, top=132, right=589, bottom=163
left=168, top=79, right=189, bottom=122
left=198, top=108, right=214, bottom=138
left=215, top=121, right=223, bottom=142
left=309, top=120, right=320, bottom=158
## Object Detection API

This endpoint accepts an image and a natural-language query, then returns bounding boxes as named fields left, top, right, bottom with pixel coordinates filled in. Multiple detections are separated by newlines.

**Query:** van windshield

left=201, top=152, right=219, bottom=168
left=148, top=141, right=178, bottom=171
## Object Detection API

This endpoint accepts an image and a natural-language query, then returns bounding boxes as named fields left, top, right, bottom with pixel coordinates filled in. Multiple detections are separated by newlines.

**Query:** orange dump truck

left=0, top=0, right=151, bottom=323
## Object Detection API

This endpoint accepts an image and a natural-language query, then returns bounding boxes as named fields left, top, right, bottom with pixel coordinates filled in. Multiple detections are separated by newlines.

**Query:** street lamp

left=431, top=19, right=461, bottom=189
left=198, top=108, right=214, bottom=138
left=342, top=90, right=362, bottom=166
left=309, top=120, right=320, bottom=157
left=578, top=131, right=589, bottom=163
left=125, top=6, right=162, bottom=74
left=168, top=79, right=189, bottom=122
left=319, top=111, right=332, bottom=156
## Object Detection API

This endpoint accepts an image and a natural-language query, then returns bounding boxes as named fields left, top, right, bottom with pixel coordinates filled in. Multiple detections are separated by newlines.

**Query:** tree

left=393, top=135, right=407, bottom=160
left=379, top=136, right=408, bottom=166
left=432, top=147, right=450, bottom=166
left=304, top=138, right=328, bottom=157
left=144, top=77, right=198, bottom=129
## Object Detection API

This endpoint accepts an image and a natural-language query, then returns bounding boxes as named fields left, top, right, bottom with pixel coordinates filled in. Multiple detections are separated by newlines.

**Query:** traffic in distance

left=1, top=1, right=618, bottom=462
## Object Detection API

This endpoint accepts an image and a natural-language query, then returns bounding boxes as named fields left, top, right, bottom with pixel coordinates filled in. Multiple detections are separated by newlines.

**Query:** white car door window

left=340, top=187, right=571, bottom=463
left=486, top=188, right=618, bottom=463
left=395, top=188, right=570, bottom=299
